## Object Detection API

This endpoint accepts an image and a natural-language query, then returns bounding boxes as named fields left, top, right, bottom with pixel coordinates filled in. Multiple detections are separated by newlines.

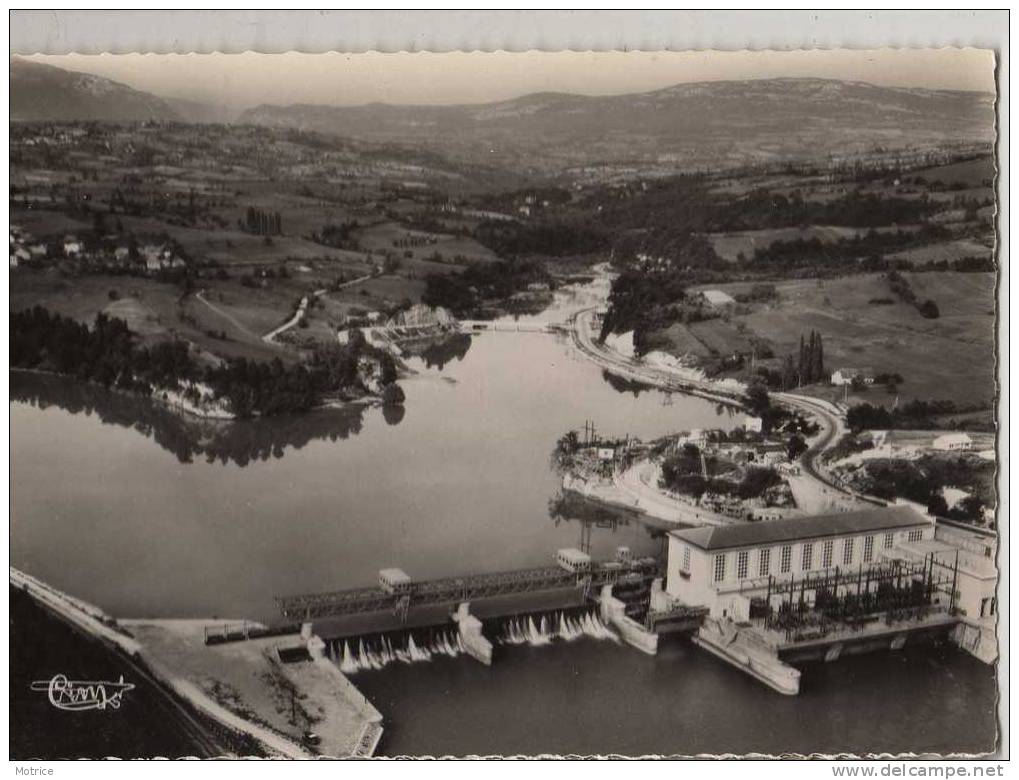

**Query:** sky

left=24, top=49, right=996, bottom=111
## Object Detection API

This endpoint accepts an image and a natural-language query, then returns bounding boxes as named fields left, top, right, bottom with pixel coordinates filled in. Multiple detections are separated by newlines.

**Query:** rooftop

left=701, top=289, right=736, bottom=306
left=670, top=505, right=930, bottom=551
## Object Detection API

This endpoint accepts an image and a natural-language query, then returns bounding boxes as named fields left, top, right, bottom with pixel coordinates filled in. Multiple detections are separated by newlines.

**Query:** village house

left=831, top=367, right=875, bottom=386
left=868, top=430, right=922, bottom=459
left=141, top=243, right=185, bottom=272
left=743, top=416, right=764, bottom=433
left=62, top=236, right=83, bottom=257
left=699, top=289, right=737, bottom=308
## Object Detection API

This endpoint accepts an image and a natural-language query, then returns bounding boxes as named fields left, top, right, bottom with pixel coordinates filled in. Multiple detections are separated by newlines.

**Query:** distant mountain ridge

left=10, top=58, right=180, bottom=122
left=238, top=77, right=996, bottom=169
left=9, top=60, right=995, bottom=171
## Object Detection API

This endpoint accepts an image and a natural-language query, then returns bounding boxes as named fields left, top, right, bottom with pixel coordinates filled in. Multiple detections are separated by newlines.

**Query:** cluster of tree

left=11, top=370, right=372, bottom=468
left=313, top=221, right=360, bottom=250
left=919, top=255, right=995, bottom=273
left=795, top=330, right=826, bottom=384
left=748, top=226, right=950, bottom=269
left=472, top=218, right=608, bottom=258
left=421, top=258, right=549, bottom=317
left=854, top=457, right=991, bottom=527
left=477, top=186, right=572, bottom=212
left=846, top=399, right=965, bottom=432
left=550, top=430, right=582, bottom=475
left=242, top=207, right=282, bottom=236
left=661, top=461, right=782, bottom=502
left=711, top=189, right=937, bottom=232
left=597, top=267, right=689, bottom=354
left=886, top=270, right=940, bottom=319
left=660, top=443, right=737, bottom=485
left=11, top=307, right=196, bottom=394
left=11, top=307, right=403, bottom=419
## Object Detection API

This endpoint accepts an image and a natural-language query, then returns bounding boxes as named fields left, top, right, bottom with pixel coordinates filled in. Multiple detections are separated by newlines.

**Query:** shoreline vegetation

left=10, top=306, right=404, bottom=421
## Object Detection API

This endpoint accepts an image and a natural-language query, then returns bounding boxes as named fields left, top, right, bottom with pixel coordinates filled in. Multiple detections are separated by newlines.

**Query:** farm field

left=683, top=272, right=996, bottom=407
left=887, top=238, right=994, bottom=266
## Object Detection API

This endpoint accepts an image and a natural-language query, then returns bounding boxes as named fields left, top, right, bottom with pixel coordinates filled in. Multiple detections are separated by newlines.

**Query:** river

left=9, top=280, right=996, bottom=756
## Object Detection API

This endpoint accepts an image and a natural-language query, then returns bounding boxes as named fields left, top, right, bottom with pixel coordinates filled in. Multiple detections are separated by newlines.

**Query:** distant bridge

left=458, top=320, right=571, bottom=334
left=276, top=558, right=662, bottom=621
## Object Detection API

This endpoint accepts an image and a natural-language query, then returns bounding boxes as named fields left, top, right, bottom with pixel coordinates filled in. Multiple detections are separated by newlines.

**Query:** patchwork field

left=887, top=238, right=994, bottom=266
left=684, top=272, right=996, bottom=407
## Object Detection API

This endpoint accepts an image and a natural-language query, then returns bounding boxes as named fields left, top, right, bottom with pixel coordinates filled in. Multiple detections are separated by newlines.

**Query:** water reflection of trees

left=11, top=371, right=374, bottom=467
left=600, top=370, right=656, bottom=398
left=412, top=333, right=473, bottom=371
left=600, top=370, right=742, bottom=420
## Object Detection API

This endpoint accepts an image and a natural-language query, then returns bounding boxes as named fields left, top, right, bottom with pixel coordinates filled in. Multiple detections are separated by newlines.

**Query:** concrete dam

left=270, top=548, right=709, bottom=671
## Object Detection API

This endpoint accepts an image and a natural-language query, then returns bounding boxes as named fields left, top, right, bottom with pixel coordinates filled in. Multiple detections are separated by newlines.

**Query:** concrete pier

left=454, top=603, right=493, bottom=665
left=693, top=617, right=802, bottom=696
left=599, top=584, right=659, bottom=655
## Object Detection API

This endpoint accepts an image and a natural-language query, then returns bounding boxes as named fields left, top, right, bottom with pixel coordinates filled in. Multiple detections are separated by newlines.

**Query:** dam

left=268, top=548, right=708, bottom=668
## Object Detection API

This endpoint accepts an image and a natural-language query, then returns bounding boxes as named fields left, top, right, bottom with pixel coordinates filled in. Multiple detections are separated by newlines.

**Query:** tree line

left=242, top=207, right=283, bottom=236
left=10, top=307, right=401, bottom=419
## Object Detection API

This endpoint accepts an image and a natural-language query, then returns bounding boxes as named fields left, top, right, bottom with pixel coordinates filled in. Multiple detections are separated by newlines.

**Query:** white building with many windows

left=666, top=505, right=935, bottom=620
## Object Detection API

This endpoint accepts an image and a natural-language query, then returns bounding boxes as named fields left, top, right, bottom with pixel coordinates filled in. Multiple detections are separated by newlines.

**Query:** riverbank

left=569, top=308, right=857, bottom=512
left=12, top=366, right=382, bottom=424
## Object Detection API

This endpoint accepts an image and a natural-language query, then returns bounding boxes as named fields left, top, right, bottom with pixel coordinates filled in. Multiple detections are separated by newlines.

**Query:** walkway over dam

left=276, top=556, right=663, bottom=622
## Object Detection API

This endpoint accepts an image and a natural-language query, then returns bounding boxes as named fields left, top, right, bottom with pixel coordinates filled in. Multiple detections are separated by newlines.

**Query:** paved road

left=569, top=307, right=856, bottom=509
left=264, top=295, right=310, bottom=343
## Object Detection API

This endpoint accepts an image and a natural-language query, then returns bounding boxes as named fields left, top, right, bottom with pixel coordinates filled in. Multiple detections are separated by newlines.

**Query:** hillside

left=239, top=78, right=996, bottom=171
left=10, top=58, right=179, bottom=122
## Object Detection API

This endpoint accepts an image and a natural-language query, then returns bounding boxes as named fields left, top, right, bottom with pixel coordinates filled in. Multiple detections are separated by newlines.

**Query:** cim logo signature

left=30, top=674, right=135, bottom=712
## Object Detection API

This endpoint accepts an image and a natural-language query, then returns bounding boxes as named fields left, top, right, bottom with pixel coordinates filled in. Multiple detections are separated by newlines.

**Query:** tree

left=744, top=382, right=771, bottom=418
left=779, top=354, right=796, bottom=390
left=381, top=382, right=405, bottom=407
left=787, top=434, right=808, bottom=461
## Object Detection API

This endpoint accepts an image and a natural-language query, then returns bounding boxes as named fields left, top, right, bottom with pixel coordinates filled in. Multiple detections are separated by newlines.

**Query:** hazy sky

left=25, top=49, right=996, bottom=111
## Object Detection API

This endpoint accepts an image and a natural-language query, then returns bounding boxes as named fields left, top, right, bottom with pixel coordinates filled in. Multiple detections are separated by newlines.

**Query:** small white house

left=933, top=432, right=973, bottom=452
left=700, top=289, right=736, bottom=308
left=682, top=428, right=708, bottom=446
left=831, top=368, right=874, bottom=386
left=743, top=417, right=763, bottom=433
left=597, top=447, right=615, bottom=462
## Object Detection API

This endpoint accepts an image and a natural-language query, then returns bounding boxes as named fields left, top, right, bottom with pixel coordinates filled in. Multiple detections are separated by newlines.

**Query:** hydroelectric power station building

left=661, top=504, right=993, bottom=695
left=666, top=504, right=934, bottom=622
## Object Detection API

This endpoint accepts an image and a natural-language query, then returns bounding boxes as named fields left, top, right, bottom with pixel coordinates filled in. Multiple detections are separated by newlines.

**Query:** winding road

left=568, top=306, right=857, bottom=513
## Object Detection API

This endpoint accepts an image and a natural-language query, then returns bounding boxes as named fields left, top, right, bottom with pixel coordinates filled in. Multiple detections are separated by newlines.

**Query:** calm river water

left=9, top=284, right=997, bottom=756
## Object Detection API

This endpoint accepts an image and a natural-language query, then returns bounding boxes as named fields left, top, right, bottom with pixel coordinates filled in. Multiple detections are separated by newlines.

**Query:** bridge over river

left=276, top=556, right=662, bottom=621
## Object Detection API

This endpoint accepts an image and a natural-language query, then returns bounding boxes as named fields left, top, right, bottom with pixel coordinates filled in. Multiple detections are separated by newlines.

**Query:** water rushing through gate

left=492, top=607, right=617, bottom=646
left=327, top=627, right=467, bottom=674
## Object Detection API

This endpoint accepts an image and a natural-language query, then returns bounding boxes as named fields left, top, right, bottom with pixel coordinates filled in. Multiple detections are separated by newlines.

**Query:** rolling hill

left=238, top=78, right=996, bottom=171
left=10, top=58, right=179, bottom=122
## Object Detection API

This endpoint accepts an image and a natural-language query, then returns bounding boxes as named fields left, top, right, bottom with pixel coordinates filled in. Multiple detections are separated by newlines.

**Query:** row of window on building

left=708, top=529, right=924, bottom=583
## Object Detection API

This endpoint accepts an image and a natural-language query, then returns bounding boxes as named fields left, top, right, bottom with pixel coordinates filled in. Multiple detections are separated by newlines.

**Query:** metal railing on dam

left=275, top=558, right=663, bottom=621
